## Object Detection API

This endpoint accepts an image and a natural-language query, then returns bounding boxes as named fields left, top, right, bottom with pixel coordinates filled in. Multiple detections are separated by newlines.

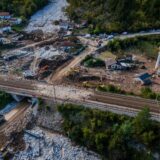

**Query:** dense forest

left=58, top=104, right=160, bottom=160
left=107, top=35, right=160, bottom=59
left=0, top=0, right=47, bottom=18
left=66, top=0, right=160, bottom=33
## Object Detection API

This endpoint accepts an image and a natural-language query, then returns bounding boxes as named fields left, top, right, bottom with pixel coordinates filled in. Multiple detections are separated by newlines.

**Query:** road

left=3, top=36, right=57, bottom=56
left=0, top=102, right=30, bottom=149
left=50, top=46, right=96, bottom=83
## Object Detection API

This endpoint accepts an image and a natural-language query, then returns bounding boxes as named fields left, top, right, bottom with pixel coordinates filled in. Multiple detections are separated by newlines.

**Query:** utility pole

left=53, top=86, right=57, bottom=104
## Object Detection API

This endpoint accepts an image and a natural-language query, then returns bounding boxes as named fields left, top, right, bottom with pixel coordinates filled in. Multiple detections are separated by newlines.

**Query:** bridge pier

left=11, top=94, right=25, bottom=102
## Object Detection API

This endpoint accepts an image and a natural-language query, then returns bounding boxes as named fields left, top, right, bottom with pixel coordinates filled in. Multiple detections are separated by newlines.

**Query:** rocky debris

left=37, top=55, right=72, bottom=79
left=28, top=30, right=44, bottom=42
left=13, top=127, right=100, bottom=160
left=37, top=107, right=63, bottom=132
left=0, top=152, right=3, bottom=160
left=4, top=107, right=33, bottom=138
left=25, top=0, right=68, bottom=34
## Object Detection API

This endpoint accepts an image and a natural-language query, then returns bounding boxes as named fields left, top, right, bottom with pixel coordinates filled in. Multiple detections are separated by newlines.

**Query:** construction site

left=0, top=34, right=85, bottom=80
left=65, top=46, right=160, bottom=94
left=0, top=0, right=160, bottom=159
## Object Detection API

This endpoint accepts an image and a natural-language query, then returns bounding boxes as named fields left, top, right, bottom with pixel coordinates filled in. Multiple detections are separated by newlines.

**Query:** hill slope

left=66, top=0, right=160, bottom=33
left=0, top=0, right=47, bottom=18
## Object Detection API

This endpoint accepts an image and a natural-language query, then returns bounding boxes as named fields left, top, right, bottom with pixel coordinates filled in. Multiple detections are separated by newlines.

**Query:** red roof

left=61, top=41, right=75, bottom=47
left=0, top=12, right=10, bottom=16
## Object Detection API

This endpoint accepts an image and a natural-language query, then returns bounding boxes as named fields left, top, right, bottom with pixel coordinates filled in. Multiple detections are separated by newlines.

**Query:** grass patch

left=98, top=51, right=116, bottom=60
left=12, top=23, right=26, bottom=32
left=108, top=35, right=160, bottom=59
left=97, top=84, right=160, bottom=100
left=81, top=55, right=105, bottom=68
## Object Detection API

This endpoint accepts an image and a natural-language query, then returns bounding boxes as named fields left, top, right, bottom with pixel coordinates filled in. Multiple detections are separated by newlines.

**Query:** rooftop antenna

left=155, top=47, right=160, bottom=70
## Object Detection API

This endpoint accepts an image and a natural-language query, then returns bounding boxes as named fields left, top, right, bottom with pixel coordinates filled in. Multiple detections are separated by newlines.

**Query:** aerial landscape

left=0, top=0, right=160, bottom=159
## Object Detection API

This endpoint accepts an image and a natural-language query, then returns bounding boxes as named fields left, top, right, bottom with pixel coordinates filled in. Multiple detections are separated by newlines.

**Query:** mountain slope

left=66, top=0, right=160, bottom=33
left=0, top=0, right=47, bottom=18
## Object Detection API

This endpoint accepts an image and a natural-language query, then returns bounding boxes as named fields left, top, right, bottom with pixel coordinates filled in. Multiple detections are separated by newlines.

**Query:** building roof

left=138, top=73, right=151, bottom=81
left=0, top=12, right=10, bottom=16
left=105, top=58, right=116, bottom=66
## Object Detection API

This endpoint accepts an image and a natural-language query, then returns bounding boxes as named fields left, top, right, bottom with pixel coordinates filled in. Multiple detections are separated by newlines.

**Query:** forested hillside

left=0, top=0, right=47, bottom=18
left=66, top=0, right=160, bottom=33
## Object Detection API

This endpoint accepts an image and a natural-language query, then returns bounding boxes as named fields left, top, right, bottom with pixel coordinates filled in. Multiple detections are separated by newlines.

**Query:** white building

left=10, top=18, right=22, bottom=25
left=0, top=12, right=11, bottom=19
left=0, top=26, right=12, bottom=33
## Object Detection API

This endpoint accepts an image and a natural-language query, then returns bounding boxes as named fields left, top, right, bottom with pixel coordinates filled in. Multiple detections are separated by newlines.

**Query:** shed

left=0, top=12, right=11, bottom=19
left=134, top=73, right=152, bottom=85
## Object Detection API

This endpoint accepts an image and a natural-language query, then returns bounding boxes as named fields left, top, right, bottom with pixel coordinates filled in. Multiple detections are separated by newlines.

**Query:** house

left=108, top=63, right=126, bottom=70
left=105, top=59, right=116, bottom=68
left=0, top=12, right=11, bottom=19
left=107, top=56, right=136, bottom=71
left=134, top=73, right=152, bottom=85
left=10, top=18, right=22, bottom=25
left=0, top=26, right=12, bottom=33
left=117, top=55, right=133, bottom=63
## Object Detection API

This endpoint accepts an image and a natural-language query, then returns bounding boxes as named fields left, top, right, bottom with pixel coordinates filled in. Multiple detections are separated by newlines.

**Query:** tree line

left=107, top=35, right=160, bottom=59
left=66, top=0, right=160, bottom=33
left=0, top=0, right=48, bottom=18
left=58, top=103, right=160, bottom=160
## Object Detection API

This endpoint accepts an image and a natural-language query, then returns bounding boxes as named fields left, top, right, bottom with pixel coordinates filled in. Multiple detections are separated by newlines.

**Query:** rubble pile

left=37, top=107, right=63, bottom=132
left=25, top=0, right=68, bottom=34
left=0, top=49, right=34, bottom=75
left=37, top=55, right=71, bottom=79
left=13, top=127, right=100, bottom=160
left=4, top=108, right=33, bottom=138
left=0, top=35, right=83, bottom=80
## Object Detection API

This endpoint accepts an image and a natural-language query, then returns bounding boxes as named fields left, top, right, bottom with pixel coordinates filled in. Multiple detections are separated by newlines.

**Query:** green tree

left=133, top=107, right=151, bottom=135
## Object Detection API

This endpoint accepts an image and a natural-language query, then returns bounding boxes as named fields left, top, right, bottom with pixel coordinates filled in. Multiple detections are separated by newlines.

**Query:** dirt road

left=50, top=46, right=96, bottom=83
